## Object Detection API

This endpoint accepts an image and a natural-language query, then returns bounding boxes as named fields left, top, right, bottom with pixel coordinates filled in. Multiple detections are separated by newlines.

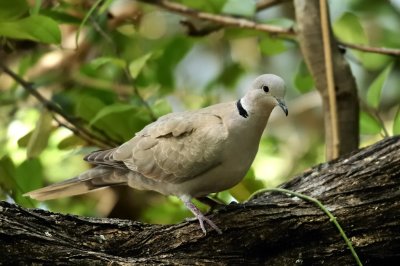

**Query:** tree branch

left=0, top=63, right=116, bottom=149
left=139, top=0, right=400, bottom=59
left=138, top=0, right=296, bottom=37
left=338, top=41, right=400, bottom=57
left=294, top=0, right=359, bottom=158
left=1, top=136, right=399, bottom=264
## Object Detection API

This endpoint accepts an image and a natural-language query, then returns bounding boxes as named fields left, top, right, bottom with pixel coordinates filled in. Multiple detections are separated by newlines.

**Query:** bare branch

left=338, top=41, right=400, bottom=57
left=138, top=0, right=295, bottom=37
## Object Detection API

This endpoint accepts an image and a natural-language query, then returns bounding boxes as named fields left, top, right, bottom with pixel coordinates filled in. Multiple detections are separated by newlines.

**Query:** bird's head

left=241, top=74, right=288, bottom=117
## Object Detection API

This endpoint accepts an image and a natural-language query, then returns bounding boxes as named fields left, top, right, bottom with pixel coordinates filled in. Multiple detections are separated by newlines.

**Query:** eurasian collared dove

left=24, top=74, right=288, bottom=234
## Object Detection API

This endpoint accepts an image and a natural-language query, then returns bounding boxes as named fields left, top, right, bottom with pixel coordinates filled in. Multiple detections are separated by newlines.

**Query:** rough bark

left=294, top=0, right=360, bottom=158
left=1, top=136, right=399, bottom=265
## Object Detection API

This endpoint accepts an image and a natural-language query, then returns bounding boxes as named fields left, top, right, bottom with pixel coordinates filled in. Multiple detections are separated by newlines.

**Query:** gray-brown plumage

left=24, top=74, right=288, bottom=234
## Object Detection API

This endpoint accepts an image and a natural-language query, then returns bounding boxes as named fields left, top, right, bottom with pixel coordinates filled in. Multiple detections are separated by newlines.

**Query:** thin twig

left=0, top=63, right=115, bottom=149
left=320, top=0, right=339, bottom=159
left=339, top=41, right=400, bottom=57
left=249, top=188, right=363, bottom=266
left=138, top=0, right=295, bottom=37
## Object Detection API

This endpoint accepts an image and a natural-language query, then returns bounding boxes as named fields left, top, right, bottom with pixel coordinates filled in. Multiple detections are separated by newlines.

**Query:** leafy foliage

left=366, top=62, right=393, bottom=109
left=222, top=0, right=256, bottom=17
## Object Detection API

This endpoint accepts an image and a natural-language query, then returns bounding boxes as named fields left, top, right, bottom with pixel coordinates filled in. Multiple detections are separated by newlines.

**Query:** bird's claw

left=196, top=213, right=222, bottom=234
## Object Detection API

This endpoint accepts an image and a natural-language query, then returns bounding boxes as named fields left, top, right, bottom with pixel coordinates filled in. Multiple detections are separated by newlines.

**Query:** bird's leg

left=179, top=195, right=222, bottom=234
left=195, top=196, right=225, bottom=213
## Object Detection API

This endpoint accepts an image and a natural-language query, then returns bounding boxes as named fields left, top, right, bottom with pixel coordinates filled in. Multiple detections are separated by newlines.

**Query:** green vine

left=249, top=188, right=363, bottom=266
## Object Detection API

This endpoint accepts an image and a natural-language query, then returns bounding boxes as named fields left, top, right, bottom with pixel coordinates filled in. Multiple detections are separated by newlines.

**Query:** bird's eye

left=262, top=85, right=269, bottom=93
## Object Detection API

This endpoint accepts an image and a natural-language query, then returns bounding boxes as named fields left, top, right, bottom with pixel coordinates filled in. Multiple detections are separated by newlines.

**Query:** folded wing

left=87, top=111, right=228, bottom=184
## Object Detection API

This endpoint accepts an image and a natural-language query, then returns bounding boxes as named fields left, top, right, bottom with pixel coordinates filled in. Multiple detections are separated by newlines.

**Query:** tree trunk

left=1, top=136, right=399, bottom=265
left=294, top=0, right=360, bottom=159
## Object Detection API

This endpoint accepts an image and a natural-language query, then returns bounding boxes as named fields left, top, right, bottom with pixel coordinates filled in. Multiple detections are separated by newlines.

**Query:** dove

left=24, top=74, right=288, bottom=234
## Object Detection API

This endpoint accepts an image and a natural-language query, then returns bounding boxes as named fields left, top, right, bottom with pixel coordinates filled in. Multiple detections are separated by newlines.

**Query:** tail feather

left=24, top=167, right=129, bottom=201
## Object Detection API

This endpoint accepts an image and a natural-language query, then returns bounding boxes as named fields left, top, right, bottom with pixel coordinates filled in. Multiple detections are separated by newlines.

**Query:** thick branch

left=1, top=136, right=399, bottom=265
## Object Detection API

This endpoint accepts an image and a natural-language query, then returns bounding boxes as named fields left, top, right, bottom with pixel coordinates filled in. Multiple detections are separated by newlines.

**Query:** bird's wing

left=86, top=110, right=229, bottom=184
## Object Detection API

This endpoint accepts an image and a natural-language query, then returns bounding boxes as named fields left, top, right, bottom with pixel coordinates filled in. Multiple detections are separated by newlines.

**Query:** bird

left=24, top=74, right=288, bottom=234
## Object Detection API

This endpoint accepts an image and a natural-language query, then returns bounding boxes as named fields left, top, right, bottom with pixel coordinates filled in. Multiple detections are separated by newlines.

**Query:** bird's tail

left=24, top=167, right=128, bottom=201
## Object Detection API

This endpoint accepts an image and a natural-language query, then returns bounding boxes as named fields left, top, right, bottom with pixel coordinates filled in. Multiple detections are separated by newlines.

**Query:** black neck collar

left=236, top=99, right=249, bottom=118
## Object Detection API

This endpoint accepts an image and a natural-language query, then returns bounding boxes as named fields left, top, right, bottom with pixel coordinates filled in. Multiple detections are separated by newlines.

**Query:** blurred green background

left=0, top=0, right=399, bottom=225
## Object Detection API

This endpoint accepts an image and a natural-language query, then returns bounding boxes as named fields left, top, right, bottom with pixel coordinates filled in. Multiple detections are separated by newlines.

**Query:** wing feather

left=84, top=111, right=228, bottom=184
left=115, top=111, right=228, bottom=183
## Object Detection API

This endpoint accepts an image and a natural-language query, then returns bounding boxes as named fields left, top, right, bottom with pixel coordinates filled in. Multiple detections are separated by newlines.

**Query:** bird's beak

left=276, top=98, right=288, bottom=116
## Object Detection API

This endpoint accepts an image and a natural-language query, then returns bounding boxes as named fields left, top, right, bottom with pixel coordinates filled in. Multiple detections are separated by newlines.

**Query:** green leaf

left=224, top=28, right=262, bottom=39
left=360, top=111, right=381, bottom=135
left=0, top=156, right=17, bottom=192
left=366, top=63, right=393, bottom=109
left=155, top=37, right=193, bottom=91
left=27, top=109, right=53, bottom=159
left=89, top=104, right=151, bottom=141
left=39, top=9, right=81, bottom=24
left=222, top=0, right=256, bottom=17
left=76, top=95, right=106, bottom=122
left=0, top=15, right=61, bottom=44
left=31, top=0, right=42, bottom=15
left=393, top=107, right=400, bottom=135
left=260, top=35, right=287, bottom=56
left=17, top=130, right=33, bottom=148
left=90, top=57, right=126, bottom=70
left=15, top=159, right=43, bottom=206
left=214, top=63, right=244, bottom=89
left=0, top=156, right=37, bottom=207
left=179, top=0, right=226, bottom=13
left=152, top=99, right=172, bottom=118
left=360, top=53, right=391, bottom=71
left=99, top=0, right=115, bottom=14
left=0, top=0, right=28, bottom=22
left=76, top=0, right=102, bottom=48
left=90, top=104, right=136, bottom=127
left=129, top=53, right=153, bottom=79
left=263, top=18, right=295, bottom=28
left=332, top=13, right=391, bottom=70
left=58, top=135, right=86, bottom=150
left=333, top=12, right=367, bottom=45
left=294, top=60, right=315, bottom=93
